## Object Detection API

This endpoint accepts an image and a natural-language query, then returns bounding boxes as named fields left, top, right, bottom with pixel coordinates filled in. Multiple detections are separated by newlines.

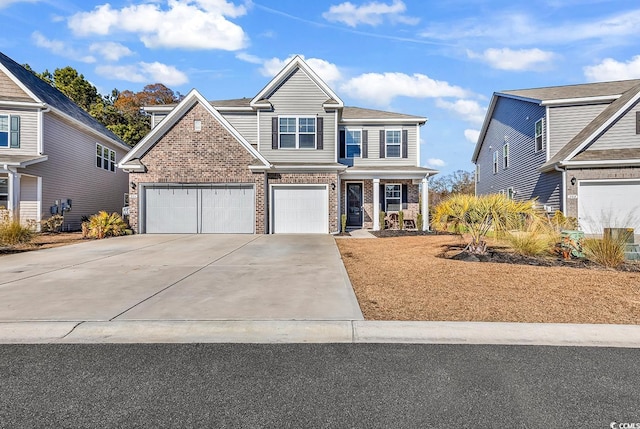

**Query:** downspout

left=38, top=104, right=51, bottom=155
left=264, top=170, right=269, bottom=234
left=554, top=164, right=567, bottom=215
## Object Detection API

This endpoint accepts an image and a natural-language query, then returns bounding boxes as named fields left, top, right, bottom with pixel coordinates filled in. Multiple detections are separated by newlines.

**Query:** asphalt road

left=1, top=344, right=638, bottom=428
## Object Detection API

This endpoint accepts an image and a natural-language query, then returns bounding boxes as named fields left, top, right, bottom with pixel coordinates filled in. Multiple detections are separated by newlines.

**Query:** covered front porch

left=339, top=167, right=437, bottom=231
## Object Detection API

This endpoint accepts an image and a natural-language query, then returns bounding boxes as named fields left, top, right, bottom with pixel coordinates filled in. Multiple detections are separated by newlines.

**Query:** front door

left=346, top=183, right=363, bottom=227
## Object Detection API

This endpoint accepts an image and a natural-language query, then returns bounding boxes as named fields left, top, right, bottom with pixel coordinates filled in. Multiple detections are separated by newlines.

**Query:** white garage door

left=578, top=180, right=640, bottom=234
left=271, top=185, right=328, bottom=233
left=144, top=185, right=255, bottom=233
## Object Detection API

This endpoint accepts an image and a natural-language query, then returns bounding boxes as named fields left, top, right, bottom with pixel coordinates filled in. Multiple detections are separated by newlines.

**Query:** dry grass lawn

left=336, top=235, right=640, bottom=324
left=0, top=232, right=84, bottom=255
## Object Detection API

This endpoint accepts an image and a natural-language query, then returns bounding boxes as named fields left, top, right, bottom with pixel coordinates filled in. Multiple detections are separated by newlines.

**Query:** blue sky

left=1, top=0, right=639, bottom=175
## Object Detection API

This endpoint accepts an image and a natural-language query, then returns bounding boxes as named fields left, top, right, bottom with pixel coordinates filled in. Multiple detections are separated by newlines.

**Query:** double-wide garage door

left=578, top=180, right=640, bottom=234
left=271, top=185, right=328, bottom=233
left=144, top=184, right=255, bottom=233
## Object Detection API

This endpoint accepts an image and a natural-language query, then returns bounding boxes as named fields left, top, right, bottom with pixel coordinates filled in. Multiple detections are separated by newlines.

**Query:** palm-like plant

left=432, top=193, right=542, bottom=254
left=87, top=211, right=127, bottom=239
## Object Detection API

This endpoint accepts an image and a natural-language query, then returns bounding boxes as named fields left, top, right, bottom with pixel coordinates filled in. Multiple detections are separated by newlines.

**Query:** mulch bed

left=0, top=232, right=85, bottom=255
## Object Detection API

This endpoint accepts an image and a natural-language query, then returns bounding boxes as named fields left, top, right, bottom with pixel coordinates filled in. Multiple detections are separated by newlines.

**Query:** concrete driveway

left=0, top=234, right=363, bottom=322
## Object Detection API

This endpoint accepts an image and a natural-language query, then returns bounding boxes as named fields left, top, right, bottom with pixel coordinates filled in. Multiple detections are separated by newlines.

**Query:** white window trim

left=503, top=143, right=509, bottom=169
left=96, top=143, right=116, bottom=173
left=278, top=116, right=317, bottom=149
left=535, top=118, right=544, bottom=152
left=0, top=114, right=18, bottom=148
left=493, top=151, right=499, bottom=174
left=345, top=128, right=362, bottom=159
left=384, top=183, right=402, bottom=212
left=385, top=129, right=402, bottom=158
left=507, top=187, right=515, bottom=199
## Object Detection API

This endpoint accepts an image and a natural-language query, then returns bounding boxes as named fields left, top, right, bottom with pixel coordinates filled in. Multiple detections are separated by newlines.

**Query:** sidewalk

left=2, top=320, right=639, bottom=347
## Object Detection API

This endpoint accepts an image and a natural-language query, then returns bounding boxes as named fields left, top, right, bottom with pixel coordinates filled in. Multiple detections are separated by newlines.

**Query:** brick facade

left=128, top=102, right=266, bottom=233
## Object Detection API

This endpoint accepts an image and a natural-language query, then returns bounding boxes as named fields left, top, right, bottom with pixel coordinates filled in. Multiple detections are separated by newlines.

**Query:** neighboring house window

left=0, top=176, right=8, bottom=209
left=0, top=115, right=20, bottom=148
left=385, top=184, right=401, bottom=211
left=493, top=151, right=498, bottom=174
left=503, top=144, right=509, bottom=169
left=279, top=117, right=316, bottom=149
left=498, top=189, right=505, bottom=196
left=346, top=129, right=362, bottom=158
left=96, top=144, right=116, bottom=172
left=507, top=187, right=515, bottom=199
left=385, top=130, right=401, bottom=158
left=535, top=119, right=543, bottom=152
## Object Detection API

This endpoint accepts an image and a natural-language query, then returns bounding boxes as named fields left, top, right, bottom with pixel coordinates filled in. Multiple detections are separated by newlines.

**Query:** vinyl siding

left=19, top=174, right=38, bottom=224
left=548, top=103, right=608, bottom=158
left=151, top=113, right=168, bottom=129
left=20, top=112, right=129, bottom=230
left=338, top=124, right=418, bottom=166
left=0, top=70, right=32, bottom=101
left=586, top=102, right=640, bottom=151
left=476, top=97, right=561, bottom=210
left=258, top=68, right=336, bottom=163
left=222, top=111, right=258, bottom=147
left=0, top=108, right=38, bottom=155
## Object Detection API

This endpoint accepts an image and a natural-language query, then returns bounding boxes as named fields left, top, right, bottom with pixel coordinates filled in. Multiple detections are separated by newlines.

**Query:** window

left=535, top=118, right=543, bottom=152
left=503, top=144, right=509, bottom=169
left=493, top=151, right=498, bottom=173
left=279, top=117, right=316, bottom=149
left=385, top=130, right=401, bottom=157
left=507, top=187, right=515, bottom=199
left=96, top=143, right=116, bottom=172
left=346, top=129, right=362, bottom=158
left=0, top=114, right=19, bottom=148
left=0, top=176, right=8, bottom=209
left=385, top=184, right=401, bottom=212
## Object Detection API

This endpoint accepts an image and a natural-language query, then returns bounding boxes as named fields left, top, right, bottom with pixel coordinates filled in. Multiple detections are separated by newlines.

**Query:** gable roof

left=250, top=55, right=344, bottom=108
left=540, top=82, right=640, bottom=171
left=119, top=89, right=271, bottom=171
left=472, top=79, right=640, bottom=163
left=0, top=51, right=127, bottom=150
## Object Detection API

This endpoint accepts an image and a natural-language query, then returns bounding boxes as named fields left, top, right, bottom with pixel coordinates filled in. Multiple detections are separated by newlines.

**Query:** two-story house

left=0, top=51, right=130, bottom=230
left=119, top=56, right=436, bottom=234
left=473, top=80, right=640, bottom=235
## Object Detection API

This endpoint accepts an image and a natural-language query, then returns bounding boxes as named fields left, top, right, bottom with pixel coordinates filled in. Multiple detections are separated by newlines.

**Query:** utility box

left=604, top=228, right=634, bottom=244
left=560, top=230, right=585, bottom=258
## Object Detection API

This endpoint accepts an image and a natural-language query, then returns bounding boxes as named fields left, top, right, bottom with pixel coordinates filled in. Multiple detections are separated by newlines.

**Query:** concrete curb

left=1, top=320, right=640, bottom=347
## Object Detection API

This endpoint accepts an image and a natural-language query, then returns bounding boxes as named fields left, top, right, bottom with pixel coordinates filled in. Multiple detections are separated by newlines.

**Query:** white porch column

left=421, top=176, right=429, bottom=231
left=373, top=178, right=380, bottom=231
left=7, top=170, right=20, bottom=220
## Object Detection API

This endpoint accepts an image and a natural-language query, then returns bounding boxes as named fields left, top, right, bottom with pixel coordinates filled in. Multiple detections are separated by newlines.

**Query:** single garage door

left=144, top=184, right=255, bottom=233
left=271, top=185, right=328, bottom=233
left=578, top=180, right=640, bottom=234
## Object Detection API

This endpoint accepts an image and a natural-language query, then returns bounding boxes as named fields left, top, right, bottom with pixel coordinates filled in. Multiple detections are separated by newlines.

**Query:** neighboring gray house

left=0, top=51, right=130, bottom=230
left=473, top=80, right=640, bottom=235
left=120, top=56, right=436, bottom=234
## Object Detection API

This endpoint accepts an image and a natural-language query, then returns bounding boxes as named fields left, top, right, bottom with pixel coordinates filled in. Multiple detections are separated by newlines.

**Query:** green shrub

left=341, top=213, right=347, bottom=233
left=0, top=220, right=34, bottom=245
left=87, top=211, right=128, bottom=239
left=41, top=214, right=64, bottom=233
left=398, top=211, right=404, bottom=230
left=582, top=236, right=626, bottom=268
left=416, top=213, right=423, bottom=231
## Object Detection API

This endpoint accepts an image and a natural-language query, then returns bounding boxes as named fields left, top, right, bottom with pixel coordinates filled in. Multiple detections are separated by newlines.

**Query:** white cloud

left=464, top=129, right=481, bottom=144
left=584, top=55, right=640, bottom=82
left=31, top=31, right=95, bottom=63
left=68, top=0, right=248, bottom=51
left=235, top=52, right=262, bottom=64
left=322, top=0, right=419, bottom=27
left=0, top=0, right=39, bottom=9
left=89, top=42, right=133, bottom=62
left=426, top=158, right=446, bottom=167
left=239, top=54, right=343, bottom=86
left=467, top=48, right=557, bottom=71
left=95, top=62, right=188, bottom=86
left=340, top=72, right=468, bottom=105
left=435, top=99, right=486, bottom=125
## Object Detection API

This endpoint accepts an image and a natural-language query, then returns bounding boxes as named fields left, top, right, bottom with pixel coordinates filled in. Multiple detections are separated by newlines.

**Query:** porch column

left=7, top=169, right=20, bottom=220
left=421, top=176, right=429, bottom=231
left=373, top=178, right=380, bottom=231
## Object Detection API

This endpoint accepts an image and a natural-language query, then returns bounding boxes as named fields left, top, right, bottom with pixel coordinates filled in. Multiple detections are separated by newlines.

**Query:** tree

left=429, top=170, right=475, bottom=208
left=432, top=193, right=542, bottom=254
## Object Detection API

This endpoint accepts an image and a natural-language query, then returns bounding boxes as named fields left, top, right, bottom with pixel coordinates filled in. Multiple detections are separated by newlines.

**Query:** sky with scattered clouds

left=1, top=0, right=639, bottom=175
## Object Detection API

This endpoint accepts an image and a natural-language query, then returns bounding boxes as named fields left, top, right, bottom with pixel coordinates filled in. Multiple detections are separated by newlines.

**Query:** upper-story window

left=503, top=143, right=509, bottom=169
left=535, top=118, right=543, bottom=152
left=279, top=117, right=316, bottom=149
left=0, top=115, right=20, bottom=148
left=97, top=143, right=116, bottom=172
left=386, top=130, right=401, bottom=158
left=346, top=129, right=362, bottom=158
left=492, top=151, right=498, bottom=174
